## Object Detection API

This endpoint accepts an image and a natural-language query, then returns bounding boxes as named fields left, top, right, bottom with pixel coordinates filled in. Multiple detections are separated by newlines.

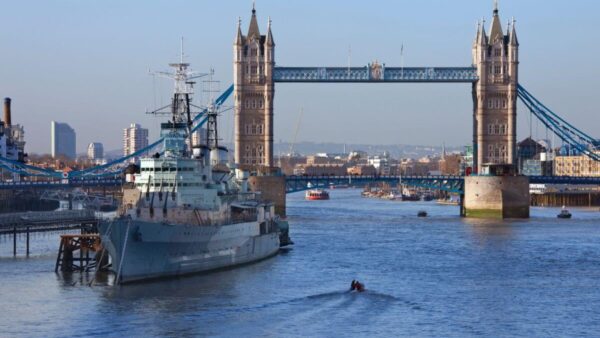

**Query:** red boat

left=305, top=189, right=330, bottom=200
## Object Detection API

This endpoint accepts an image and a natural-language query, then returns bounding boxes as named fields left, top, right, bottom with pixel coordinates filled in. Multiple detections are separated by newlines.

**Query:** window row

left=246, top=64, right=263, bottom=75
left=488, top=64, right=508, bottom=75
left=488, top=123, right=508, bottom=135
left=244, top=98, right=264, bottom=109
left=487, top=144, right=508, bottom=161
left=141, top=167, right=194, bottom=172
left=135, top=182, right=202, bottom=187
left=244, top=144, right=265, bottom=164
left=487, top=98, right=508, bottom=109
left=245, top=123, right=264, bottom=135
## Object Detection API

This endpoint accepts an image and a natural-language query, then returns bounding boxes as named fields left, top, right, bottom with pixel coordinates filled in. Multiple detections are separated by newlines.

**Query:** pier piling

left=26, top=226, right=30, bottom=256
left=13, top=225, right=16, bottom=256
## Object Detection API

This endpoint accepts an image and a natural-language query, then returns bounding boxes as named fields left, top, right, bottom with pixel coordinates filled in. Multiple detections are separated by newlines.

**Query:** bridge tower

left=233, top=5, right=275, bottom=171
left=472, top=4, right=519, bottom=173
left=466, top=3, right=528, bottom=218
left=233, top=6, right=286, bottom=216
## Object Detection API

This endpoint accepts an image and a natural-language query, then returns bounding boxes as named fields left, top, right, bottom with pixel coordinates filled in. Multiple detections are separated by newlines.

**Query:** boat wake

left=200, top=288, right=424, bottom=336
left=222, top=288, right=422, bottom=314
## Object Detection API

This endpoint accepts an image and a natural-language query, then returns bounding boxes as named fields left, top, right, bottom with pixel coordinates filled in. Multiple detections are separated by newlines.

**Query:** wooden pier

left=531, top=192, right=600, bottom=207
left=55, top=234, right=106, bottom=272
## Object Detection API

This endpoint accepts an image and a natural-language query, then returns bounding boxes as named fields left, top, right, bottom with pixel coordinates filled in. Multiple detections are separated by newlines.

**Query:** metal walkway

left=274, top=66, right=478, bottom=83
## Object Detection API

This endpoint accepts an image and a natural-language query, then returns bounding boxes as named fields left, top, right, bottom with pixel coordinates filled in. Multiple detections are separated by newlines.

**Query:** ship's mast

left=150, top=38, right=209, bottom=131
left=205, top=106, right=218, bottom=150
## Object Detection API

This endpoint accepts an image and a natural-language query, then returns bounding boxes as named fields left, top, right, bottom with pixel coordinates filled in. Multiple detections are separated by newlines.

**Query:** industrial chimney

left=3, top=97, right=11, bottom=126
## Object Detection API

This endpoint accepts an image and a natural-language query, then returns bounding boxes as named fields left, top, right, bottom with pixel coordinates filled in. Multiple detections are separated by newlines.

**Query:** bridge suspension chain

left=0, top=85, right=234, bottom=180
left=517, top=84, right=600, bottom=161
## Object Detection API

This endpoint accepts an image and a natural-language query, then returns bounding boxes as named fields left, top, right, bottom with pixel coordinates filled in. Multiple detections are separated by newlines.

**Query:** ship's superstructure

left=99, top=55, right=291, bottom=284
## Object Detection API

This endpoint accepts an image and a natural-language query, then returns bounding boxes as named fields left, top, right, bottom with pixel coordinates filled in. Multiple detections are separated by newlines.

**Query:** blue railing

left=285, top=175, right=465, bottom=194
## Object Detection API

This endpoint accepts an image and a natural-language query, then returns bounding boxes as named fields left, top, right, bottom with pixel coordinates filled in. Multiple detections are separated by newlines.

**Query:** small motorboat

left=350, top=280, right=365, bottom=292
left=557, top=207, right=571, bottom=219
left=417, top=210, right=428, bottom=217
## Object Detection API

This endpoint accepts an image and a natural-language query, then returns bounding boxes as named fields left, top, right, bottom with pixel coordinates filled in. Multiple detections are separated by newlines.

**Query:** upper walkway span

left=273, top=67, right=478, bottom=83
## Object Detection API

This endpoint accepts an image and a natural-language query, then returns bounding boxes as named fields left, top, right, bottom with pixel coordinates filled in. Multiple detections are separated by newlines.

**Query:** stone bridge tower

left=465, top=4, right=528, bottom=219
left=233, top=6, right=275, bottom=171
left=472, top=4, right=519, bottom=173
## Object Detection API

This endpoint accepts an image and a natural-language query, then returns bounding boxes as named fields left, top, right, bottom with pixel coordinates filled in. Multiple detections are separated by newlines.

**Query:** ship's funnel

left=3, top=97, right=11, bottom=126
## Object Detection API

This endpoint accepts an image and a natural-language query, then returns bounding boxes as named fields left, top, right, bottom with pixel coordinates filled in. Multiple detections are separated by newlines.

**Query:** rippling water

left=1, top=189, right=600, bottom=337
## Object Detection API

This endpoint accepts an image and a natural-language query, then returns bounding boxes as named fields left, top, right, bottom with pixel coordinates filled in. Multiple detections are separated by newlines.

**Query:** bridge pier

left=464, top=175, right=529, bottom=218
left=248, top=175, right=286, bottom=217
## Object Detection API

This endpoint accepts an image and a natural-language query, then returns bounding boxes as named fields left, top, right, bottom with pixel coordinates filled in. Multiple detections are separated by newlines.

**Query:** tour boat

left=305, top=189, right=330, bottom=200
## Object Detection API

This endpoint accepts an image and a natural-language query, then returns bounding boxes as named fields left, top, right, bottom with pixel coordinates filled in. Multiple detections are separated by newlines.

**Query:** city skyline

left=1, top=0, right=599, bottom=154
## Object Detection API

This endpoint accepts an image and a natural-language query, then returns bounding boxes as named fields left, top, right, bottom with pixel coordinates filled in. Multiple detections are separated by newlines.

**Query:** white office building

left=123, top=123, right=149, bottom=157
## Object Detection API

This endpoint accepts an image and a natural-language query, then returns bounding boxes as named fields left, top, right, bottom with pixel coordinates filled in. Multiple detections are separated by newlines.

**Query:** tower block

left=466, top=5, right=529, bottom=218
left=233, top=6, right=275, bottom=172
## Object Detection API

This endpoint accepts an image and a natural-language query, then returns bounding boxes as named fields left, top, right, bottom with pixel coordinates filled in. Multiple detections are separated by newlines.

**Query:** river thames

left=1, top=189, right=599, bottom=337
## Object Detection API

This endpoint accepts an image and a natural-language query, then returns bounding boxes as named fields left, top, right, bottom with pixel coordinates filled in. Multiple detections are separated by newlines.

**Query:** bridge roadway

left=285, top=175, right=600, bottom=194
left=0, top=175, right=598, bottom=193
left=285, top=175, right=465, bottom=194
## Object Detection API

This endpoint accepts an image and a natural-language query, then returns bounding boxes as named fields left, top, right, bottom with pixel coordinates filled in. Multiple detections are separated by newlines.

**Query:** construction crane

left=288, top=107, right=304, bottom=157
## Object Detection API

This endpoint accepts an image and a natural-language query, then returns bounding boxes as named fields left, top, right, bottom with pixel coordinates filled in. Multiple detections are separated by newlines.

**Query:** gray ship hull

left=99, top=218, right=280, bottom=284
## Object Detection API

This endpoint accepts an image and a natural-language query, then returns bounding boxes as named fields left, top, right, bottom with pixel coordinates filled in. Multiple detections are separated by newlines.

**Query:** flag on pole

left=400, top=43, right=404, bottom=79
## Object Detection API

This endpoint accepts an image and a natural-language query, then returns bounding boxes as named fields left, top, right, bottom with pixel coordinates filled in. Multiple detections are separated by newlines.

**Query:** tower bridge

left=0, top=4, right=597, bottom=219
left=233, top=4, right=596, bottom=218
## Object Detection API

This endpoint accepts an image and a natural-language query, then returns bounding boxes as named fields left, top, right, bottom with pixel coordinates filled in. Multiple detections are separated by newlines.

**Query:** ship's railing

left=231, top=213, right=258, bottom=224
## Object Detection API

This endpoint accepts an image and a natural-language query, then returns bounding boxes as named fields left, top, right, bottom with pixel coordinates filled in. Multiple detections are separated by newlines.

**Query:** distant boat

left=436, top=195, right=460, bottom=205
left=417, top=210, right=428, bottom=217
left=557, top=206, right=572, bottom=219
left=402, top=194, right=420, bottom=202
left=305, top=189, right=330, bottom=201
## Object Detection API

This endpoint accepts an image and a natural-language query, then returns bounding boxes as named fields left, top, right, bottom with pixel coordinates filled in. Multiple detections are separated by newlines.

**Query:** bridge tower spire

left=233, top=5, right=275, bottom=170
left=472, top=3, right=518, bottom=173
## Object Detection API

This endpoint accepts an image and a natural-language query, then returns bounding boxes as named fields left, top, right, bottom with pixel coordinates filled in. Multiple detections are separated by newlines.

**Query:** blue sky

left=0, top=0, right=598, bottom=154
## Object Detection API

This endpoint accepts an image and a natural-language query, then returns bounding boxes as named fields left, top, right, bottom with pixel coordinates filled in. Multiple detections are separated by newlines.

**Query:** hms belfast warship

left=98, top=56, right=292, bottom=284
